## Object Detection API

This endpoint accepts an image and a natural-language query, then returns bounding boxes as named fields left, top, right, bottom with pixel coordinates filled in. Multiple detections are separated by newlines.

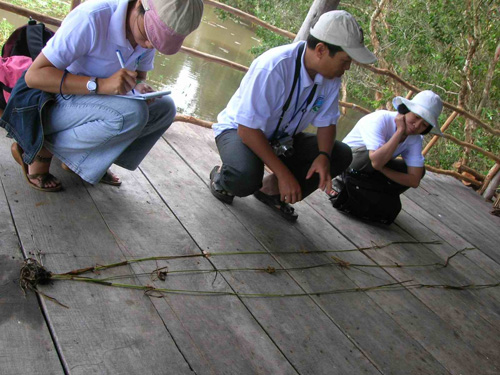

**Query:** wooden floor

left=1, top=122, right=499, bottom=375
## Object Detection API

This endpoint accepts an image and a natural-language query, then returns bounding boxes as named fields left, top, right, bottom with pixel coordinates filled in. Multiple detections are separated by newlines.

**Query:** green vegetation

left=217, top=0, right=499, bottom=176
left=0, top=18, right=15, bottom=42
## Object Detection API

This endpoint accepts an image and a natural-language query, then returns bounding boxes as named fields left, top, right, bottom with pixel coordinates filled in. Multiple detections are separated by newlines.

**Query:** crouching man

left=209, top=11, right=377, bottom=222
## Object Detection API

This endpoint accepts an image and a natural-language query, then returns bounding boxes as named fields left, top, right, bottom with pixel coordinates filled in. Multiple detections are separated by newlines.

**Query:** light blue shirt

left=213, top=42, right=342, bottom=138
left=42, top=0, right=155, bottom=78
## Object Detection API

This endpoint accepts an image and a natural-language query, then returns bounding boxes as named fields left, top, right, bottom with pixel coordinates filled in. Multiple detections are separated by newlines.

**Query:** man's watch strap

left=318, top=151, right=331, bottom=161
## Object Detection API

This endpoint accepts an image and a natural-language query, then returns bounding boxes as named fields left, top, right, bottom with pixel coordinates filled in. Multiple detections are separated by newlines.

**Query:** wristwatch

left=86, top=77, right=98, bottom=94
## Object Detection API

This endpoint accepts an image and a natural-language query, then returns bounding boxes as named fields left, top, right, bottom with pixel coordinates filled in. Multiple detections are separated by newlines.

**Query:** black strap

left=272, top=42, right=306, bottom=140
left=291, top=82, right=317, bottom=137
left=26, top=22, right=48, bottom=59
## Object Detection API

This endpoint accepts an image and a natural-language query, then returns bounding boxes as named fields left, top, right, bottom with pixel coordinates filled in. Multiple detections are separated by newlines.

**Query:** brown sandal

left=62, top=162, right=121, bottom=186
left=100, top=170, right=122, bottom=186
left=11, top=143, right=62, bottom=192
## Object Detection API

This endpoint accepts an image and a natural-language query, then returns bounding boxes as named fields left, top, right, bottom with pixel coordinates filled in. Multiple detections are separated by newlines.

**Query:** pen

left=116, top=49, right=135, bottom=94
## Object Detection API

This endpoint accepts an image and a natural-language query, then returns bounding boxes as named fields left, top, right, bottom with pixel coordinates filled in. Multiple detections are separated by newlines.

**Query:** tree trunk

left=294, top=0, right=340, bottom=42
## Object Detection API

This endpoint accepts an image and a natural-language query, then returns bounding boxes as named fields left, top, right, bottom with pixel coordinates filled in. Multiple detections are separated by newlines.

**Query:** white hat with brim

left=310, top=10, right=377, bottom=64
left=393, top=90, right=444, bottom=136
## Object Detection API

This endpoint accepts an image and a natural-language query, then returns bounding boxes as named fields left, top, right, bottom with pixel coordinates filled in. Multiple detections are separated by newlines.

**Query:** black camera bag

left=330, top=170, right=402, bottom=225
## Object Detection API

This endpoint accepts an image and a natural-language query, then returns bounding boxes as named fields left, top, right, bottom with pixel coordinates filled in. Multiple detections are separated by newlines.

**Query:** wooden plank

left=405, top=173, right=500, bottom=263
left=0, top=132, right=192, bottom=374
left=138, top=124, right=382, bottom=374
left=291, top=199, right=500, bottom=375
left=304, top=190, right=500, bottom=372
left=84, top=167, right=297, bottom=374
left=393, top=206, right=500, bottom=321
left=0, top=178, right=63, bottom=375
left=165, top=122, right=496, bottom=374
left=165, top=123, right=452, bottom=374
left=400, top=195, right=500, bottom=280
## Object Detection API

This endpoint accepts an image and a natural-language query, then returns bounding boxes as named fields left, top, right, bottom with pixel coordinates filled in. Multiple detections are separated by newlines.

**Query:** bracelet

left=59, top=69, right=70, bottom=100
left=318, top=151, right=331, bottom=161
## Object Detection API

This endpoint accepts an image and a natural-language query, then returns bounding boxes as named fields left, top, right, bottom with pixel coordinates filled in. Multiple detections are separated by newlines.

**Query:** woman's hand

left=135, top=82, right=157, bottom=104
left=99, top=68, right=137, bottom=95
left=395, top=113, right=406, bottom=136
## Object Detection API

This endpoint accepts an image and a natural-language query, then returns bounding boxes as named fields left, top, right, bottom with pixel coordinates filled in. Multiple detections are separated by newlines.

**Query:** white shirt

left=343, top=110, right=425, bottom=167
left=212, top=41, right=341, bottom=138
left=42, top=0, right=155, bottom=78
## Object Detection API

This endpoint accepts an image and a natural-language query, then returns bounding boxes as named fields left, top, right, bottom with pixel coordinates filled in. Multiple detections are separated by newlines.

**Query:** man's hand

left=278, top=170, right=302, bottom=204
left=306, top=154, right=332, bottom=193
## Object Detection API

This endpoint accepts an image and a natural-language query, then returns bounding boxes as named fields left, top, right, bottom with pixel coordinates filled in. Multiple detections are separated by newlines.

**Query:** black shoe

left=253, top=190, right=298, bottom=222
left=210, top=166, right=234, bottom=204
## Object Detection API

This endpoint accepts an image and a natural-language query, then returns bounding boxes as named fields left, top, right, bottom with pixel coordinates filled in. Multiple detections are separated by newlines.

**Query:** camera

left=271, top=135, right=294, bottom=157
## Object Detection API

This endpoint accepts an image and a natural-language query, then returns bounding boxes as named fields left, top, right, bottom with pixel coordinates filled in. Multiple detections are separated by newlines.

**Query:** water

left=2, top=5, right=362, bottom=135
left=148, top=7, right=259, bottom=123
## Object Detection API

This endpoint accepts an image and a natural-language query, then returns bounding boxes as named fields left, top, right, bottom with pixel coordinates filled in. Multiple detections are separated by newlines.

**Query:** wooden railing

left=0, top=0, right=498, bottom=203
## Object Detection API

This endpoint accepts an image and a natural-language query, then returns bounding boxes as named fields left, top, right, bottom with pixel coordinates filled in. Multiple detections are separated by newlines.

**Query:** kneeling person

left=210, top=11, right=376, bottom=221
left=331, top=90, right=443, bottom=224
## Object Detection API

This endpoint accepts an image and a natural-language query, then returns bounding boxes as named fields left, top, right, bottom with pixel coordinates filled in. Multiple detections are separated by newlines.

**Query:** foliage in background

left=0, top=18, right=15, bottom=43
left=6, top=0, right=69, bottom=19
left=218, top=0, right=499, bottom=175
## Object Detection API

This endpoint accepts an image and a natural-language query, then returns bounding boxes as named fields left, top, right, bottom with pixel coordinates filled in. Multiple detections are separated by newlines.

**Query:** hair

left=137, top=1, right=146, bottom=15
left=397, top=103, right=433, bottom=135
left=306, top=34, right=344, bottom=57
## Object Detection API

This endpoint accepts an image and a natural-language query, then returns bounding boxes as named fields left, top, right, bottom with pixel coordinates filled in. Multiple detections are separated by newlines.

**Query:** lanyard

left=272, top=42, right=317, bottom=140
left=286, top=76, right=317, bottom=137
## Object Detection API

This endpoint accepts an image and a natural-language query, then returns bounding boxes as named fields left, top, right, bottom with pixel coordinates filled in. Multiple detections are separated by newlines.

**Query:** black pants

left=215, top=130, right=352, bottom=198
left=347, top=147, right=425, bottom=195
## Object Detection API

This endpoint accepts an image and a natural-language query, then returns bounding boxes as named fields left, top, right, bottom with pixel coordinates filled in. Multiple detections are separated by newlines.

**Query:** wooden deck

left=1, top=122, right=499, bottom=375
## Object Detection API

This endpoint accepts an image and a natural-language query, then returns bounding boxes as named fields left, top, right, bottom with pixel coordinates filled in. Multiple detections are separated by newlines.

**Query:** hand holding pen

left=110, top=50, right=137, bottom=95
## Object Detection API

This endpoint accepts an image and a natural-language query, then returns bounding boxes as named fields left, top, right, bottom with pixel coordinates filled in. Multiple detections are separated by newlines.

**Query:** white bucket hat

left=309, top=10, right=377, bottom=64
left=393, top=90, right=444, bottom=136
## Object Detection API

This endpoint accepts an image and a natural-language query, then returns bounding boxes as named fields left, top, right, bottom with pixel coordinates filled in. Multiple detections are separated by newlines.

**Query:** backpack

left=0, top=18, right=55, bottom=110
left=330, top=170, right=402, bottom=225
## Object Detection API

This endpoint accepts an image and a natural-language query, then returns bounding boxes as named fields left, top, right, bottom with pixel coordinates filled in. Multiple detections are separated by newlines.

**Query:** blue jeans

left=215, top=129, right=352, bottom=198
left=42, top=94, right=176, bottom=184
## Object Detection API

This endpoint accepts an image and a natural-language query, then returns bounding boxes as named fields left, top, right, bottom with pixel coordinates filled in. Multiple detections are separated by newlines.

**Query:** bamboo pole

left=0, top=1, right=61, bottom=27
left=422, top=111, right=459, bottom=156
left=338, top=101, right=371, bottom=114
left=180, top=46, right=248, bottom=72
left=359, top=63, right=500, bottom=137
left=425, top=166, right=482, bottom=187
left=453, top=162, right=485, bottom=182
left=203, top=0, right=296, bottom=40
left=442, top=134, right=500, bottom=164
left=173, top=100, right=370, bottom=130
left=175, top=114, right=213, bottom=129
left=479, top=163, right=500, bottom=195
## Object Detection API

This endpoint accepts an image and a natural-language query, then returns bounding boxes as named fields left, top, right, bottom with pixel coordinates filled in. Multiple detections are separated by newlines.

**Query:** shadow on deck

left=1, top=122, right=499, bottom=375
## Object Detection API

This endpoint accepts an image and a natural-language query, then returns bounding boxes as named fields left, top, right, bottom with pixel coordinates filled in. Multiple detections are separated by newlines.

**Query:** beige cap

left=310, top=10, right=376, bottom=64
